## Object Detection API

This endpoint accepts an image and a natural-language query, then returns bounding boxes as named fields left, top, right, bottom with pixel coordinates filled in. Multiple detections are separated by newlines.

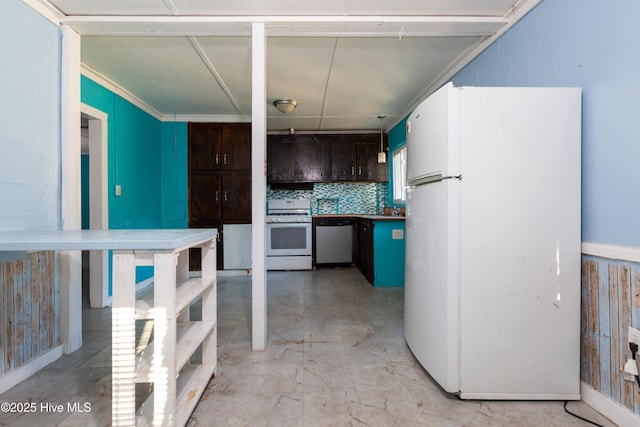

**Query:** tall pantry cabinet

left=188, top=123, right=252, bottom=269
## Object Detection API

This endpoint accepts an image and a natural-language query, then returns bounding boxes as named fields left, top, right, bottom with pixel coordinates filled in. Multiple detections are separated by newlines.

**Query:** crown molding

left=21, top=0, right=64, bottom=26
left=81, top=64, right=163, bottom=120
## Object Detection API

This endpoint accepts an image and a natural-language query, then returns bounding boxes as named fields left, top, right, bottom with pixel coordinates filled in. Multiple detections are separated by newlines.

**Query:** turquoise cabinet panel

left=372, top=220, right=405, bottom=287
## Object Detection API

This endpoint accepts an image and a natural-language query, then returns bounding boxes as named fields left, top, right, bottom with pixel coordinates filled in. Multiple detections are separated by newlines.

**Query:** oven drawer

left=266, top=255, right=312, bottom=271
left=266, top=222, right=312, bottom=256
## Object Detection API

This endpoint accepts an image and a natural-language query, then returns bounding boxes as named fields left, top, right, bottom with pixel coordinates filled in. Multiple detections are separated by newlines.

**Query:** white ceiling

left=36, top=0, right=542, bottom=131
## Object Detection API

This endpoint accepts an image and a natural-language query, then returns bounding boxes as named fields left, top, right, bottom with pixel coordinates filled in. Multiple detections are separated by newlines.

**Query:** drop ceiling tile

left=323, top=36, right=482, bottom=118
left=81, top=36, right=243, bottom=115
left=267, top=37, right=337, bottom=118
left=189, top=36, right=253, bottom=114
left=66, top=0, right=539, bottom=130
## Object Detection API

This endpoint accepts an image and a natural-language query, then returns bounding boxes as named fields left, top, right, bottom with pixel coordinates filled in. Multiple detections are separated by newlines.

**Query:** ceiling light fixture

left=273, top=99, right=298, bottom=114
left=377, top=115, right=386, bottom=164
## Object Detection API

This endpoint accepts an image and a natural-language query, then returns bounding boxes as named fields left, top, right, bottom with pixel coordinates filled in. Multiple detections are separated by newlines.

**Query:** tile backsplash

left=267, top=182, right=388, bottom=215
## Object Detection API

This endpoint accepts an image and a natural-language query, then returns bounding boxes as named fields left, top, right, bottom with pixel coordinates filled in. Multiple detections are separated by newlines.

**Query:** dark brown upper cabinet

left=267, top=133, right=388, bottom=184
left=188, top=122, right=252, bottom=227
left=329, top=134, right=388, bottom=182
left=189, top=123, right=251, bottom=171
left=267, top=135, right=329, bottom=183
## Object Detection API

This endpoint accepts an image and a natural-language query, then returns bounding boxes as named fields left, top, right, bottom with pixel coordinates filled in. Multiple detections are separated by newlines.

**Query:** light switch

left=392, top=229, right=404, bottom=240
left=115, top=185, right=122, bottom=196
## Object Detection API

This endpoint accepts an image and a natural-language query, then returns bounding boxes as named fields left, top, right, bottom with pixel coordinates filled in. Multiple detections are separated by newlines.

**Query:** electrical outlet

left=623, top=327, right=640, bottom=382
left=629, top=326, right=640, bottom=348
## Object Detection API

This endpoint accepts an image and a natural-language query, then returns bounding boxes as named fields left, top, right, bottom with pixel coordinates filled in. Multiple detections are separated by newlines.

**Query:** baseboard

left=217, top=269, right=252, bottom=277
left=581, top=381, right=640, bottom=427
left=582, top=242, right=640, bottom=263
left=0, top=346, right=64, bottom=394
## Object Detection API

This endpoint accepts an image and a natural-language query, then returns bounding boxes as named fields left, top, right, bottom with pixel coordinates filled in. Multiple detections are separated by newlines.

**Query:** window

left=392, top=146, right=407, bottom=203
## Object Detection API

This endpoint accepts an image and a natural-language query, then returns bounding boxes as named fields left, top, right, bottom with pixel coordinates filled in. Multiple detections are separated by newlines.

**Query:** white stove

left=266, top=199, right=312, bottom=270
left=266, top=199, right=311, bottom=221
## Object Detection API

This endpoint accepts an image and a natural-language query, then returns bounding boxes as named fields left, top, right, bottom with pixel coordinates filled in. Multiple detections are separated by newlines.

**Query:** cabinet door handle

left=215, top=154, right=220, bottom=165
left=215, top=190, right=219, bottom=201
left=358, top=166, right=362, bottom=176
left=351, top=166, right=355, bottom=176
left=223, top=154, right=228, bottom=165
left=224, top=191, right=228, bottom=201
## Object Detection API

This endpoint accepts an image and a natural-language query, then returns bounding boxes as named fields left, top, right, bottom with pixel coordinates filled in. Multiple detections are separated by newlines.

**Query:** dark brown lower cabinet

left=189, top=227, right=223, bottom=271
left=355, top=219, right=374, bottom=284
left=190, top=173, right=251, bottom=225
left=190, top=173, right=222, bottom=226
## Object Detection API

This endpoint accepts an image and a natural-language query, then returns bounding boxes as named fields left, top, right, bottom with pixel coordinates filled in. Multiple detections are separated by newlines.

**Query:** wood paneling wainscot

left=0, top=251, right=58, bottom=376
left=581, top=256, right=640, bottom=416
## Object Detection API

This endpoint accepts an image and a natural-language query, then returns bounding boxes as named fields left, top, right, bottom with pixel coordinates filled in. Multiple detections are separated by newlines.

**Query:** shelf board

left=135, top=390, right=153, bottom=427
left=175, top=363, right=217, bottom=427
left=135, top=276, right=216, bottom=319
left=175, top=321, right=216, bottom=374
left=175, top=277, right=216, bottom=315
left=135, top=344, right=154, bottom=382
left=135, top=320, right=216, bottom=382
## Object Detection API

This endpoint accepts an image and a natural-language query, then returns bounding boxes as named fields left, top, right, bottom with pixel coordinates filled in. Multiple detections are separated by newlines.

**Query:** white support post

left=60, top=25, right=82, bottom=354
left=251, top=22, right=267, bottom=351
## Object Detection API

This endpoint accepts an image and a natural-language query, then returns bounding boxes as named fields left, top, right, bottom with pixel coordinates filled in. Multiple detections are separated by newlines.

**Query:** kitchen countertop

left=313, top=214, right=405, bottom=221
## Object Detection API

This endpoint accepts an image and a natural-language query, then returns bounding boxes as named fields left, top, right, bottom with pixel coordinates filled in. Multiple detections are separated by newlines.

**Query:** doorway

left=80, top=104, right=109, bottom=308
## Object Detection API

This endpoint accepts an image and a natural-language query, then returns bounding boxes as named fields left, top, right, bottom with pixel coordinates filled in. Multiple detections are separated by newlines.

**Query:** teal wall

left=81, top=76, right=163, bottom=229
left=0, top=0, right=60, bottom=231
left=386, top=117, right=408, bottom=207
left=81, top=76, right=164, bottom=286
left=81, top=154, right=89, bottom=229
left=161, top=122, right=189, bottom=228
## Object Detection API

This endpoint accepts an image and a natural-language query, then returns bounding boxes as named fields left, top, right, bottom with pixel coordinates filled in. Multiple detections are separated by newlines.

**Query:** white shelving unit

left=0, top=228, right=218, bottom=427
left=111, top=235, right=217, bottom=427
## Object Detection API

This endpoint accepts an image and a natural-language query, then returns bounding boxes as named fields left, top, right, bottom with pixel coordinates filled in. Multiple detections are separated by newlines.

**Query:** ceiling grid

left=27, top=0, right=542, bottom=131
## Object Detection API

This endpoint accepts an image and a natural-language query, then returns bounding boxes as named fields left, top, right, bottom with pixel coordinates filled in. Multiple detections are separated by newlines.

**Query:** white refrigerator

left=404, top=83, right=582, bottom=400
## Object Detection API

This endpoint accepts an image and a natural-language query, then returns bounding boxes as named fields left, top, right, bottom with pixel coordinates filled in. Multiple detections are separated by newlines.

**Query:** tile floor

left=0, top=267, right=616, bottom=426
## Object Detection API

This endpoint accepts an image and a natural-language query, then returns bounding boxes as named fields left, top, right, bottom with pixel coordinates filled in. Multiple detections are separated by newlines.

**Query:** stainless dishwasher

left=314, top=217, right=354, bottom=266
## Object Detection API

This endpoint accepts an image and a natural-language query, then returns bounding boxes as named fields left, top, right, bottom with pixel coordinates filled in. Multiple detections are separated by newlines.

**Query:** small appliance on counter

left=266, top=199, right=312, bottom=270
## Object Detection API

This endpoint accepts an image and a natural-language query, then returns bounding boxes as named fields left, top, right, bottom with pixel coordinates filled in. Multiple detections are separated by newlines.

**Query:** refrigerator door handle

left=408, top=174, right=461, bottom=187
